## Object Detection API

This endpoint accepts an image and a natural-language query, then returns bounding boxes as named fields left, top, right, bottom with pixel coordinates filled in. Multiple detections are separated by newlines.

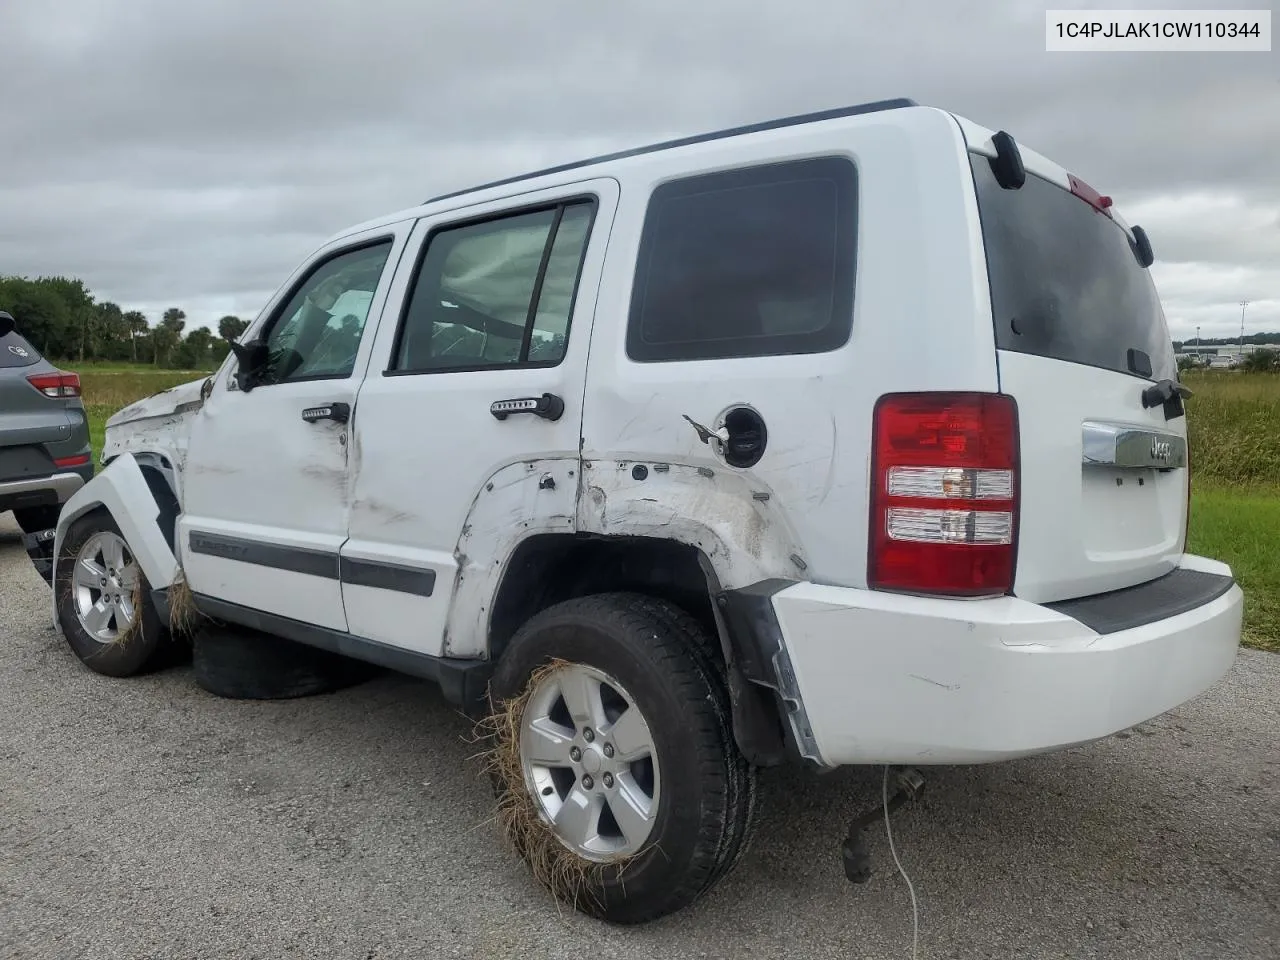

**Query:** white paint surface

left=78, top=102, right=1242, bottom=768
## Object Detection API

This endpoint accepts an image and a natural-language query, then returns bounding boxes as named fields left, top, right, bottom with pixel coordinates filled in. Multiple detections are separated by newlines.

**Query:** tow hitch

left=23, top=527, right=56, bottom=585
left=841, top=766, right=926, bottom=883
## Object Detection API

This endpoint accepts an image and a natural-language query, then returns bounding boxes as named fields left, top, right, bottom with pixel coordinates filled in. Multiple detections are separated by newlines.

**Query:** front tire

left=54, top=509, right=173, bottom=678
left=487, top=592, right=756, bottom=924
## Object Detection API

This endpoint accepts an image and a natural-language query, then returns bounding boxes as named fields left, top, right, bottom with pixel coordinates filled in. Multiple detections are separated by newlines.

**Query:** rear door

left=342, top=181, right=615, bottom=658
left=0, top=333, right=76, bottom=483
left=968, top=152, right=1188, bottom=604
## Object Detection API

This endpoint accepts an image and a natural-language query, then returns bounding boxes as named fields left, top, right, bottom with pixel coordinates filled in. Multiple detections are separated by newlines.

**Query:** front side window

left=627, top=156, right=858, bottom=363
left=257, top=240, right=394, bottom=385
left=391, top=200, right=595, bottom=373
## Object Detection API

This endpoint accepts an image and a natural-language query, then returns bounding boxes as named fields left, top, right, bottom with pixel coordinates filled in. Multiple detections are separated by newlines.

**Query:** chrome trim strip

left=1082, top=421, right=1187, bottom=470
left=0, top=472, right=85, bottom=501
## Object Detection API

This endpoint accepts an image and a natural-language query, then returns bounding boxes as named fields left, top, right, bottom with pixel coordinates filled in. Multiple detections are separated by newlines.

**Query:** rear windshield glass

left=0, top=331, right=41, bottom=368
left=969, top=155, right=1175, bottom=381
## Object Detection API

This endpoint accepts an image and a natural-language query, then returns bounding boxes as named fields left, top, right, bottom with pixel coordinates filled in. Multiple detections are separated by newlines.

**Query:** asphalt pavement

left=1, top=514, right=1277, bottom=960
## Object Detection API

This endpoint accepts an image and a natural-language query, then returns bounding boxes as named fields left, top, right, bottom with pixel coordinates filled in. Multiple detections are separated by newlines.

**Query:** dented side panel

left=342, top=455, right=581, bottom=659
left=576, top=459, right=807, bottom=588
left=175, top=221, right=414, bottom=633
left=101, top=411, right=195, bottom=497
left=578, top=109, right=1000, bottom=593
left=438, top=458, right=580, bottom=658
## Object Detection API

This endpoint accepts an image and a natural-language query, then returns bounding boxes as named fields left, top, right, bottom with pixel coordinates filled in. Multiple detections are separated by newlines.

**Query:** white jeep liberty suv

left=40, top=98, right=1243, bottom=924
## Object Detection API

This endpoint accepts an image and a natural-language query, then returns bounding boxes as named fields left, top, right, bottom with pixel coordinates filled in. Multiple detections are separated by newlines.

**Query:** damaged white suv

left=42, top=98, right=1243, bottom=924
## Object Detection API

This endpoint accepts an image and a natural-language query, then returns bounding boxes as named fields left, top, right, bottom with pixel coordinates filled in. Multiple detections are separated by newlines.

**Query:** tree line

left=0, top=275, right=250, bottom=369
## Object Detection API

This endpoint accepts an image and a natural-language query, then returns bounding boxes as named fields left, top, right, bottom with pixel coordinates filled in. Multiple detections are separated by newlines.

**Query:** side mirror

left=228, top=338, right=270, bottom=393
left=0, top=311, right=15, bottom=338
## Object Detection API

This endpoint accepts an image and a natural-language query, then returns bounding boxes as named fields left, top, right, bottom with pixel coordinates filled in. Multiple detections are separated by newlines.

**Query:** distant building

left=1175, top=343, right=1271, bottom=360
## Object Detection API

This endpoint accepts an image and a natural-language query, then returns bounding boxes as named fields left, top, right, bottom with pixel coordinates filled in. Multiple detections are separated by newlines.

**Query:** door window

left=256, top=239, right=394, bottom=385
left=390, top=200, right=595, bottom=373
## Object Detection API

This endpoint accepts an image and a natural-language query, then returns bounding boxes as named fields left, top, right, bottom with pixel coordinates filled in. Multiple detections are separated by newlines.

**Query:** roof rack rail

left=423, top=97, right=919, bottom=204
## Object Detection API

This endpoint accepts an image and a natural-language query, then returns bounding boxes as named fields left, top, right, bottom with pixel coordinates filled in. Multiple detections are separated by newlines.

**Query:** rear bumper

left=0, top=469, right=89, bottom=512
left=2, top=469, right=92, bottom=584
left=769, top=554, right=1243, bottom=767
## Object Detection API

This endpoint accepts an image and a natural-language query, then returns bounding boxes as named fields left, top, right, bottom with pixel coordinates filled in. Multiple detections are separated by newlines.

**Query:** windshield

left=969, top=155, right=1175, bottom=381
left=0, top=331, right=41, bottom=368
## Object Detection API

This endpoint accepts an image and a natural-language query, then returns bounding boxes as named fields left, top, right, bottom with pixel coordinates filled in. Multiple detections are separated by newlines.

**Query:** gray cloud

left=1, top=0, right=1275, bottom=340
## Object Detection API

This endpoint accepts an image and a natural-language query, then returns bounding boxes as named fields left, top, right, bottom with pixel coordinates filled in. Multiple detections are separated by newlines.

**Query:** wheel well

left=487, top=533, right=795, bottom=767
left=488, top=535, right=718, bottom=660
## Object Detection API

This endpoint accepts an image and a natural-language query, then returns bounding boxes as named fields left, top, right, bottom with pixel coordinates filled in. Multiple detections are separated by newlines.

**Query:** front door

left=178, top=225, right=409, bottom=630
left=342, top=180, right=617, bottom=657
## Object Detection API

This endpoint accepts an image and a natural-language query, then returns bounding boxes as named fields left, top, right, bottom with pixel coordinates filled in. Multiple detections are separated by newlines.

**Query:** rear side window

left=970, top=155, right=1176, bottom=381
left=0, top=331, right=41, bottom=368
left=626, top=156, right=857, bottom=363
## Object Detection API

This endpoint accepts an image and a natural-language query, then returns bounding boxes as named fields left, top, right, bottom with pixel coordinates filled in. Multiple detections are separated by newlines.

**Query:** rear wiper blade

left=1141, top=378, right=1192, bottom=420
left=1141, top=379, right=1192, bottom=407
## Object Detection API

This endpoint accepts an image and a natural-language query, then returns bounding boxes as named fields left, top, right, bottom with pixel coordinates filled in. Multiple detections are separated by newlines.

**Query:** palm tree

left=218, top=315, right=248, bottom=342
left=122, top=310, right=148, bottom=362
left=155, top=307, right=186, bottom=366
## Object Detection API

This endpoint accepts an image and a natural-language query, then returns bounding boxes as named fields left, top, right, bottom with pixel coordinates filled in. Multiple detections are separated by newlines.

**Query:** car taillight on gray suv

left=26, top=370, right=83, bottom=399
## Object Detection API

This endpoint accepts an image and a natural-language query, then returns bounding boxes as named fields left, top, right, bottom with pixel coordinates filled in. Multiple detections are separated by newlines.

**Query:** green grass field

left=1188, top=485, right=1279, bottom=651
left=1180, top=370, right=1280, bottom=652
left=72, top=363, right=1280, bottom=651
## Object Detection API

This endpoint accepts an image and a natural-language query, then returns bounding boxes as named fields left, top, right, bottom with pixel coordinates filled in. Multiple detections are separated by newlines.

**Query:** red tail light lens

left=54, top=454, right=91, bottom=468
left=869, top=392, right=1019, bottom=597
left=26, top=371, right=82, bottom=398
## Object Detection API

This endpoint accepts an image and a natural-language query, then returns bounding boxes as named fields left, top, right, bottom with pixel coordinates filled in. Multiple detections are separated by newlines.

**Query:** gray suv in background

left=0, top=311, right=93, bottom=580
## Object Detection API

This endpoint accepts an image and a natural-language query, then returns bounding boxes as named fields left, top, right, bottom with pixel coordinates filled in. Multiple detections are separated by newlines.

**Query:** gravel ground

left=1, top=515, right=1277, bottom=960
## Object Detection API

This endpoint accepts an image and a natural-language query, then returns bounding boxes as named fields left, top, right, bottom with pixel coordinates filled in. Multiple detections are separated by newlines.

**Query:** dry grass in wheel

left=166, top=569, right=205, bottom=636
left=475, top=659, right=643, bottom=917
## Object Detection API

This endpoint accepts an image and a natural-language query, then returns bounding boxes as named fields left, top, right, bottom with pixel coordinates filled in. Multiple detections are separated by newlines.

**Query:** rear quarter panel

left=579, top=106, right=1001, bottom=590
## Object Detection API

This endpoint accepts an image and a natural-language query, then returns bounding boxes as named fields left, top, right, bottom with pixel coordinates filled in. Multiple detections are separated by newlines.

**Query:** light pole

left=1239, top=300, right=1249, bottom=356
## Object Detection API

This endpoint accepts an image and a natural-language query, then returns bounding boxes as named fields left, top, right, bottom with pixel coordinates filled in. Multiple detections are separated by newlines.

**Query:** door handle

left=490, top=393, right=564, bottom=422
left=301, top=402, right=350, bottom=424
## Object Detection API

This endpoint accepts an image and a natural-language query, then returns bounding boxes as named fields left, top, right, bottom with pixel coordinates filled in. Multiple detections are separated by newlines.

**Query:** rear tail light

left=26, top=371, right=81, bottom=398
left=869, top=392, right=1019, bottom=597
left=54, top=454, right=91, bottom=468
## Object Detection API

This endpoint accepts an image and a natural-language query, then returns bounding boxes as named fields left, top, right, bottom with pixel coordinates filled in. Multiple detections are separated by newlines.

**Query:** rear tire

left=54, top=509, right=175, bottom=678
left=487, top=592, right=756, bottom=924
left=191, top=623, right=380, bottom=700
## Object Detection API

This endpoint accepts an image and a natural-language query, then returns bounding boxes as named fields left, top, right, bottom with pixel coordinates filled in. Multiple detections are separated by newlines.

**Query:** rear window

left=969, top=155, right=1175, bottom=381
left=626, top=156, right=857, bottom=363
left=0, top=331, right=41, bottom=368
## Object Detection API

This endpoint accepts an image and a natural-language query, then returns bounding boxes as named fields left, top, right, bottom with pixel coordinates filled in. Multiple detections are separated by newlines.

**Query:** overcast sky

left=1, top=0, right=1276, bottom=342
